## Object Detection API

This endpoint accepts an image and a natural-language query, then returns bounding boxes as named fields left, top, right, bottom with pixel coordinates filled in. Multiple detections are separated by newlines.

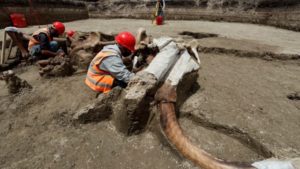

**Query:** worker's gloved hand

left=122, top=56, right=132, bottom=65
left=132, top=66, right=144, bottom=73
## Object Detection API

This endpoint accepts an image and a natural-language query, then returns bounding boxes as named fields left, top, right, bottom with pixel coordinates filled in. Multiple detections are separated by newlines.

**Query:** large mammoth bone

left=153, top=44, right=296, bottom=169
left=68, top=31, right=115, bottom=70
left=73, top=32, right=297, bottom=169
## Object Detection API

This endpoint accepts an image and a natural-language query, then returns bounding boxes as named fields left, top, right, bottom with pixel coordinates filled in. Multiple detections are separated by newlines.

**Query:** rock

left=287, top=92, right=300, bottom=101
left=291, top=158, right=300, bottom=169
left=112, top=72, right=158, bottom=135
left=72, top=50, right=94, bottom=70
left=39, top=55, right=76, bottom=78
left=73, top=87, right=123, bottom=123
left=0, top=70, right=32, bottom=94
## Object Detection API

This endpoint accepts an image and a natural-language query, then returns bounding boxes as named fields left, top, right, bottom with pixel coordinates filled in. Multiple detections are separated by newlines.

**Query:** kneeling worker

left=85, top=32, right=136, bottom=94
left=28, top=21, right=65, bottom=60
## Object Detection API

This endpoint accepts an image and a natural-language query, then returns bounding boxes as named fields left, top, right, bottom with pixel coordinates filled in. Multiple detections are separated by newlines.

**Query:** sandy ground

left=1, top=19, right=300, bottom=54
left=0, top=19, right=300, bottom=169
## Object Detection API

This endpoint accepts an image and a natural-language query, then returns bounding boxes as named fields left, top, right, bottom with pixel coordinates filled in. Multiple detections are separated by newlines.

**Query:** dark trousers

left=113, top=79, right=128, bottom=89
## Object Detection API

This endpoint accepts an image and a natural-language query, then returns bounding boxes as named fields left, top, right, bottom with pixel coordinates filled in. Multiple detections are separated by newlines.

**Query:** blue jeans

left=29, top=41, right=59, bottom=60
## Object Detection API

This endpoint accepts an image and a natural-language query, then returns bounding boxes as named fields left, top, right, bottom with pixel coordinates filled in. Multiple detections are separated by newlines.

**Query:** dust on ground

left=0, top=19, right=300, bottom=169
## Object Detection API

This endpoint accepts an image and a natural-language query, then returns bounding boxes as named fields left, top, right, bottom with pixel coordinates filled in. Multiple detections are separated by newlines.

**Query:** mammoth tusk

left=156, top=82, right=256, bottom=169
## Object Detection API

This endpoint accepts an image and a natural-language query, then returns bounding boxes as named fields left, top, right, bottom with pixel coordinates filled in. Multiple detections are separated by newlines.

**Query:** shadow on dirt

left=179, top=31, right=218, bottom=39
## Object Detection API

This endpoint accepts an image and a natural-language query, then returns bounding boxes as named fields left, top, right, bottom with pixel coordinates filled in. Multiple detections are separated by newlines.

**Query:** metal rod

left=1, top=31, right=7, bottom=64
left=7, top=39, right=13, bottom=60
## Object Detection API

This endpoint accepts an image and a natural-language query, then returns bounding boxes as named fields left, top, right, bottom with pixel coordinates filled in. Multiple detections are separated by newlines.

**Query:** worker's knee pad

left=49, top=41, right=59, bottom=52
left=29, top=45, right=42, bottom=60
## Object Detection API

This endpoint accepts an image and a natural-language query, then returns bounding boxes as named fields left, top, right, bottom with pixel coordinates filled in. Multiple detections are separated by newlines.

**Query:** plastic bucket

left=10, top=13, right=27, bottom=28
left=156, top=16, right=164, bottom=25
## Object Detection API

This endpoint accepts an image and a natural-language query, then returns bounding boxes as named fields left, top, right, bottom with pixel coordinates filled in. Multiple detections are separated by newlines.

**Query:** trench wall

left=0, top=1, right=88, bottom=29
left=1, top=0, right=300, bottom=31
left=88, top=0, right=300, bottom=31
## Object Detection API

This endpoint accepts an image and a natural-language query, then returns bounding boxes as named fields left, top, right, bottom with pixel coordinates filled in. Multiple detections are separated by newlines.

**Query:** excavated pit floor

left=1, top=19, right=300, bottom=54
left=0, top=19, right=300, bottom=169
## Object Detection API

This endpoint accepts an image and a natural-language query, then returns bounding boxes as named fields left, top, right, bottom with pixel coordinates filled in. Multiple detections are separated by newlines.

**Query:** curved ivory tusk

left=156, top=83, right=256, bottom=169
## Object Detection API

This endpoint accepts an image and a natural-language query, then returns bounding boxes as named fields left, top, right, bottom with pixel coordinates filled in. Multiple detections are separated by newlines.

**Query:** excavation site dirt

left=0, top=19, right=300, bottom=169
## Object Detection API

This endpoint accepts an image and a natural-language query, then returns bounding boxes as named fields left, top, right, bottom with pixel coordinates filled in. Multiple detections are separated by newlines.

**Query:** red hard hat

left=67, top=30, right=75, bottom=37
left=115, top=32, right=136, bottom=53
left=52, top=21, right=65, bottom=35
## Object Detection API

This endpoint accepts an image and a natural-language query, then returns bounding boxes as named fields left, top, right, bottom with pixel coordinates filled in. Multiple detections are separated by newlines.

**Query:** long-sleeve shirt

left=99, top=45, right=134, bottom=83
left=35, top=33, right=50, bottom=50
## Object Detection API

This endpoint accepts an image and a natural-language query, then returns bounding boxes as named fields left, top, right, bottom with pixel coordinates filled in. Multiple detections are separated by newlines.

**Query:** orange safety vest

left=28, top=28, right=52, bottom=50
left=85, top=51, right=116, bottom=93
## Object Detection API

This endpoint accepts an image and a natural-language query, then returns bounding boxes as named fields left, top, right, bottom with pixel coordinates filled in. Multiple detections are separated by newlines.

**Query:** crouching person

left=28, top=21, right=65, bottom=60
left=85, top=32, right=136, bottom=94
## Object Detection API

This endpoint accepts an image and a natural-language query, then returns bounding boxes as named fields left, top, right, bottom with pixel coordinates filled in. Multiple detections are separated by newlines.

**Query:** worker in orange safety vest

left=85, top=32, right=136, bottom=94
left=28, top=21, right=65, bottom=60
